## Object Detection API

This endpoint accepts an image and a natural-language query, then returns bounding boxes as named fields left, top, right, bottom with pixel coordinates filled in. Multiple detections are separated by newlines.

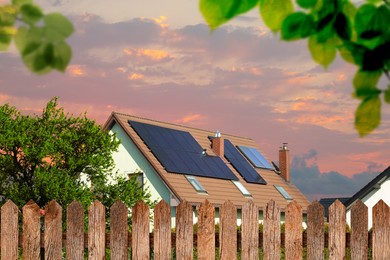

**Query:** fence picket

left=328, top=199, right=346, bottom=259
left=1, top=200, right=19, bottom=260
left=44, top=200, right=62, bottom=260
left=307, top=201, right=324, bottom=260
left=219, top=200, right=237, bottom=260
left=351, top=200, right=368, bottom=260
left=22, top=200, right=41, bottom=259
left=372, top=200, right=390, bottom=260
left=154, top=200, right=171, bottom=259
left=88, top=200, right=106, bottom=260
left=110, top=201, right=128, bottom=260
left=285, top=200, right=302, bottom=260
left=197, top=199, right=215, bottom=260
left=176, top=200, right=193, bottom=260
left=132, top=200, right=150, bottom=260
left=66, top=200, right=84, bottom=260
left=264, top=200, right=280, bottom=260
left=241, top=200, right=258, bottom=260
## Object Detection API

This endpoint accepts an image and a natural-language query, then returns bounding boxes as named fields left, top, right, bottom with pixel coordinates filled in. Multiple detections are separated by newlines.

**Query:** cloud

left=290, top=149, right=382, bottom=201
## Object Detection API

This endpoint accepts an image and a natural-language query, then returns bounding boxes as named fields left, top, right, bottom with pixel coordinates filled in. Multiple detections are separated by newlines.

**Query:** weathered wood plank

left=1, top=200, right=19, bottom=260
left=66, top=200, right=84, bottom=260
left=328, top=200, right=346, bottom=260
left=220, top=200, right=237, bottom=260
left=197, top=199, right=215, bottom=260
left=350, top=200, right=368, bottom=260
left=285, top=200, right=302, bottom=260
left=307, top=201, right=324, bottom=260
left=372, top=200, right=390, bottom=260
left=176, top=200, right=193, bottom=260
left=44, top=200, right=62, bottom=260
left=88, top=200, right=106, bottom=260
left=132, top=200, right=150, bottom=260
left=110, top=201, right=128, bottom=260
left=154, top=200, right=171, bottom=260
left=241, top=200, right=258, bottom=260
left=22, top=200, right=42, bottom=259
left=263, top=200, right=280, bottom=260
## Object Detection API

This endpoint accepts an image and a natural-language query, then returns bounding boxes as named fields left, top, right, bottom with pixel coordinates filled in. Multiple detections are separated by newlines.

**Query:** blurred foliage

left=0, top=0, right=73, bottom=74
left=199, top=0, right=390, bottom=136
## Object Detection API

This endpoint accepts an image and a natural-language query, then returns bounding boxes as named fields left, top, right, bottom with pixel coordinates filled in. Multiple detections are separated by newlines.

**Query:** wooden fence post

left=154, top=200, right=171, bottom=259
left=263, top=200, right=280, bottom=260
left=372, top=200, right=390, bottom=260
left=219, top=200, right=237, bottom=260
left=110, top=201, right=129, bottom=260
left=241, top=200, right=258, bottom=260
left=1, top=200, right=19, bottom=260
left=66, top=201, right=84, bottom=260
left=132, top=200, right=150, bottom=260
left=44, top=200, right=62, bottom=260
left=285, top=200, right=302, bottom=260
left=307, top=201, right=324, bottom=260
left=350, top=200, right=368, bottom=260
left=22, top=200, right=42, bottom=259
left=328, top=199, right=346, bottom=260
left=197, top=199, right=215, bottom=260
left=176, top=200, right=193, bottom=260
left=88, top=200, right=106, bottom=260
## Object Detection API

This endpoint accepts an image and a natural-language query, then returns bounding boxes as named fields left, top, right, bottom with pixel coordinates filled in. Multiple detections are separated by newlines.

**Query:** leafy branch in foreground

left=0, top=0, right=73, bottom=74
left=199, top=0, right=390, bottom=136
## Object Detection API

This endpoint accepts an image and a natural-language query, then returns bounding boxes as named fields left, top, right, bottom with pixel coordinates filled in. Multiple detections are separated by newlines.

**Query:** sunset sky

left=1, top=0, right=389, bottom=201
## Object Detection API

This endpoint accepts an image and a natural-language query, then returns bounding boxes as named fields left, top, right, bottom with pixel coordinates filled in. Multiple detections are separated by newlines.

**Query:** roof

left=319, top=197, right=350, bottom=219
left=345, top=166, right=390, bottom=209
left=104, top=112, right=310, bottom=211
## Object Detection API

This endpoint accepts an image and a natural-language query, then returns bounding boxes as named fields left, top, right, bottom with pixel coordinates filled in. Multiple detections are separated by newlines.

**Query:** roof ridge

left=112, top=111, right=253, bottom=140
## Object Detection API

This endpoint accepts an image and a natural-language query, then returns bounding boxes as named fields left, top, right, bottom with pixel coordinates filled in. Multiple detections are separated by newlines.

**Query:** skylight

left=186, top=175, right=207, bottom=194
left=232, top=180, right=252, bottom=197
left=274, top=185, right=293, bottom=200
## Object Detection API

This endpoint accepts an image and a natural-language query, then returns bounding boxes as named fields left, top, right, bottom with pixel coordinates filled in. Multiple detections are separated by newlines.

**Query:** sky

left=0, top=0, right=389, bottom=201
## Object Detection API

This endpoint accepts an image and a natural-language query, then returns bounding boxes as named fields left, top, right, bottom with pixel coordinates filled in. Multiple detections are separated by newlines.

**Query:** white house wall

left=346, top=178, right=390, bottom=229
left=110, top=123, right=171, bottom=205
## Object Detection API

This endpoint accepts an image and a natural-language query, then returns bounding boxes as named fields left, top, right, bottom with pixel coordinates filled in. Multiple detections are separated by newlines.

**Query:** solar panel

left=129, top=120, right=238, bottom=181
left=224, top=139, right=267, bottom=185
left=237, top=146, right=274, bottom=170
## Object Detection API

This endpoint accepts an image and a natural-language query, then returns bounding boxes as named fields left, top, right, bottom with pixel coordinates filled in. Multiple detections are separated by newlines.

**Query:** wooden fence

left=0, top=198, right=389, bottom=259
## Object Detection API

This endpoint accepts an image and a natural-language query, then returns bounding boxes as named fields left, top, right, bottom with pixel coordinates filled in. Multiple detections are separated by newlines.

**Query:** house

left=345, top=166, right=390, bottom=229
left=319, top=197, right=350, bottom=221
left=103, top=112, right=310, bottom=223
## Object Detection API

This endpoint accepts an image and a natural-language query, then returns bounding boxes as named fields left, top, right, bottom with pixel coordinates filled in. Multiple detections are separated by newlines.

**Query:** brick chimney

left=211, top=130, right=224, bottom=157
left=279, top=143, right=290, bottom=182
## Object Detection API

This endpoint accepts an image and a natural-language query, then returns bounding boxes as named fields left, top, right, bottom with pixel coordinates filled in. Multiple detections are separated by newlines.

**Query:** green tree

left=199, top=0, right=390, bottom=136
left=0, top=97, right=153, bottom=210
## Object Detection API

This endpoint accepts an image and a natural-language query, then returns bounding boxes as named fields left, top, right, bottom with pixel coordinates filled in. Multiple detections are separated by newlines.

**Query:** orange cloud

left=67, top=65, right=86, bottom=77
left=128, top=73, right=145, bottom=80
left=152, top=16, right=169, bottom=28
left=123, top=48, right=172, bottom=61
left=175, top=114, right=203, bottom=124
left=230, top=66, right=262, bottom=76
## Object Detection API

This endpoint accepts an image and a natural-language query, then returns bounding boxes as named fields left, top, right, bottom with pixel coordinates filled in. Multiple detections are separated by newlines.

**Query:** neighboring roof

left=104, top=112, right=310, bottom=211
left=319, top=197, right=350, bottom=219
left=345, top=166, right=390, bottom=209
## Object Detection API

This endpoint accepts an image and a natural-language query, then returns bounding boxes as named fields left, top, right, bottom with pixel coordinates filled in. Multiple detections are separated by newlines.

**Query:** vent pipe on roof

left=279, top=143, right=290, bottom=182
left=212, top=130, right=224, bottom=157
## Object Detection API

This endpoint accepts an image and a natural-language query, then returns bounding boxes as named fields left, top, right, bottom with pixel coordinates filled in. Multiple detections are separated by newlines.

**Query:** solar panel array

left=224, top=139, right=267, bottom=185
left=237, top=146, right=274, bottom=170
left=129, top=120, right=238, bottom=181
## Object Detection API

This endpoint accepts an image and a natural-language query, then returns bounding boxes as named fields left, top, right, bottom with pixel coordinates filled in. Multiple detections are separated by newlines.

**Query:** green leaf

left=355, top=95, right=381, bottom=137
left=20, top=4, right=43, bottom=24
left=352, top=70, right=382, bottom=99
left=385, top=86, right=390, bottom=104
left=52, top=42, right=72, bottom=72
left=0, top=26, right=15, bottom=51
left=334, top=12, right=351, bottom=40
left=339, top=42, right=366, bottom=66
left=43, top=13, right=74, bottom=41
left=199, top=0, right=258, bottom=29
left=308, top=35, right=337, bottom=68
left=297, top=0, right=317, bottom=9
left=281, top=12, right=314, bottom=40
left=0, top=5, right=18, bottom=26
left=362, top=42, right=390, bottom=71
left=11, top=0, right=32, bottom=6
left=260, top=0, right=294, bottom=32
